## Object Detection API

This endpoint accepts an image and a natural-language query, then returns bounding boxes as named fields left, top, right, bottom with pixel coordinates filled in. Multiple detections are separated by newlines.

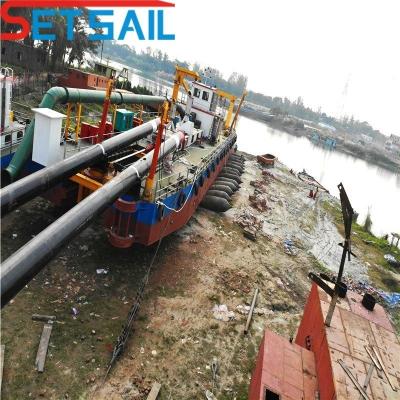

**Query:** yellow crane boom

left=215, top=89, right=237, bottom=130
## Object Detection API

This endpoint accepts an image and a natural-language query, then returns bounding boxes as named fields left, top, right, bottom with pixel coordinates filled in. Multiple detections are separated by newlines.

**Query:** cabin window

left=17, top=131, right=24, bottom=140
left=1, top=47, right=5, bottom=55
left=194, top=87, right=200, bottom=98
left=5, top=134, right=11, bottom=144
left=202, top=91, right=209, bottom=101
left=265, top=388, right=280, bottom=400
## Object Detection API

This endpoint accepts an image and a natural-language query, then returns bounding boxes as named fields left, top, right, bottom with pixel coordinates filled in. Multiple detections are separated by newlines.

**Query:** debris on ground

left=146, top=382, right=161, bottom=400
left=283, top=238, right=297, bottom=256
left=384, top=254, right=400, bottom=268
left=71, top=307, right=79, bottom=318
left=234, top=208, right=263, bottom=241
left=249, top=192, right=270, bottom=212
left=384, top=254, right=397, bottom=263
left=378, top=292, right=400, bottom=308
left=212, top=304, right=235, bottom=322
left=234, top=208, right=261, bottom=227
left=205, top=390, right=217, bottom=400
left=96, top=268, right=109, bottom=275
left=35, top=322, right=53, bottom=373
left=236, top=305, right=274, bottom=316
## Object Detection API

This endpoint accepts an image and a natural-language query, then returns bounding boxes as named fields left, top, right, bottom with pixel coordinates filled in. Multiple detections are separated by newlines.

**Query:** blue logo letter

left=157, top=10, right=175, bottom=40
left=60, top=9, right=82, bottom=40
left=118, top=10, right=145, bottom=40
left=32, top=9, right=56, bottom=41
left=89, top=10, right=114, bottom=40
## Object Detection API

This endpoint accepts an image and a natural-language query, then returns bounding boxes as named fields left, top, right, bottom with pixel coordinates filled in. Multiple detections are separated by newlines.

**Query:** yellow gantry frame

left=64, top=103, right=73, bottom=140
left=143, top=101, right=170, bottom=202
left=75, top=103, right=82, bottom=142
left=172, top=66, right=200, bottom=106
left=230, top=91, right=247, bottom=131
left=215, top=89, right=237, bottom=130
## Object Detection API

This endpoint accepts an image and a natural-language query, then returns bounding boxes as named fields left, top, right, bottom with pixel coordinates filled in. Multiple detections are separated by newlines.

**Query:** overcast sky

left=110, top=0, right=399, bottom=135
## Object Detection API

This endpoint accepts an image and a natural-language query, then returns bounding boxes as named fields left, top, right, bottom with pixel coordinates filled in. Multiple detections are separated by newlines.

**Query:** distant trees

left=101, top=41, right=385, bottom=140
left=1, top=7, right=101, bottom=71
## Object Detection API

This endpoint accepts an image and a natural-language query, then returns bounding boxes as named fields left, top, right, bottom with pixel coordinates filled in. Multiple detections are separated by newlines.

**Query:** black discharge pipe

left=0, top=133, right=237, bottom=307
left=0, top=119, right=160, bottom=215
left=0, top=131, right=182, bottom=307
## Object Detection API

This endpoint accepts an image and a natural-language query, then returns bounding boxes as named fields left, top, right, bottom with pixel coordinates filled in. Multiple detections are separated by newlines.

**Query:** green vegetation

left=363, top=208, right=373, bottom=233
left=322, top=200, right=400, bottom=289
left=1, top=7, right=101, bottom=70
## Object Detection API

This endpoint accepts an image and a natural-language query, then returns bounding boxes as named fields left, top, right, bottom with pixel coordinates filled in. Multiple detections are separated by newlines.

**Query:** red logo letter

left=0, top=2, right=31, bottom=41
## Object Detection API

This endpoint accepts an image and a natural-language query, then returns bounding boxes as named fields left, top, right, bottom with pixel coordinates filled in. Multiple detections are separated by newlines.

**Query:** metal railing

left=153, top=141, right=224, bottom=202
left=61, top=111, right=160, bottom=159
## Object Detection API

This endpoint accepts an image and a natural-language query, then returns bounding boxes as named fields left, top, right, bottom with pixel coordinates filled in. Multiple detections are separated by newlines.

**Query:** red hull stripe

left=133, top=148, right=234, bottom=246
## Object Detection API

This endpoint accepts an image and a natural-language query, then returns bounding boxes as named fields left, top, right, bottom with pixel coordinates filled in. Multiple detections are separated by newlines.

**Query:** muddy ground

left=1, top=155, right=399, bottom=399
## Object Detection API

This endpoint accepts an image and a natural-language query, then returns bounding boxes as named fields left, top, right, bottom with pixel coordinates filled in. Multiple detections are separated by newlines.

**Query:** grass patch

left=322, top=200, right=400, bottom=271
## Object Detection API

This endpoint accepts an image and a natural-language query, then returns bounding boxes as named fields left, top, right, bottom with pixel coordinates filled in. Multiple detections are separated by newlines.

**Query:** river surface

left=236, top=116, right=400, bottom=237
left=106, top=61, right=399, bottom=237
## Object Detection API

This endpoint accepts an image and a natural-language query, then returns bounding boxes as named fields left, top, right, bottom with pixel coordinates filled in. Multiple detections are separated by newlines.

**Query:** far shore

left=240, top=108, right=400, bottom=174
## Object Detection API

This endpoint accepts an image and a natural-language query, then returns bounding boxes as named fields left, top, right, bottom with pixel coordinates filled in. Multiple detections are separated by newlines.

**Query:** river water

left=107, top=62, right=399, bottom=237
left=236, top=116, right=400, bottom=237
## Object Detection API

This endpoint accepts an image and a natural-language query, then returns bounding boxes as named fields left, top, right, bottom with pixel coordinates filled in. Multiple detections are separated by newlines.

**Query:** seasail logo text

left=1, top=0, right=175, bottom=41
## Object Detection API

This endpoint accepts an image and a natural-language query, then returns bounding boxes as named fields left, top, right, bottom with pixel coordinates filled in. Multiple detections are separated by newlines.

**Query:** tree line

left=1, top=6, right=101, bottom=70
left=102, top=41, right=384, bottom=139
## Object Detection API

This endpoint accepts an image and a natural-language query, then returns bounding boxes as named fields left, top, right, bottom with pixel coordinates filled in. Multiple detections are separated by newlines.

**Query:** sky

left=108, top=0, right=400, bottom=136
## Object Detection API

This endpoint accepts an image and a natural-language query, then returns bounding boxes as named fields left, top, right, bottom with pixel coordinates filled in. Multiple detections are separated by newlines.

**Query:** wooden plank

left=35, top=323, right=53, bottom=373
left=0, top=345, right=4, bottom=392
left=146, top=382, right=161, bottom=400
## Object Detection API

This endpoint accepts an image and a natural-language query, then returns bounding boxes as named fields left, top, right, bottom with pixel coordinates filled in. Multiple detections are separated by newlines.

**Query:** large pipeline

left=0, top=131, right=182, bottom=307
left=1, top=133, right=237, bottom=307
left=2, top=87, right=165, bottom=186
left=0, top=118, right=160, bottom=215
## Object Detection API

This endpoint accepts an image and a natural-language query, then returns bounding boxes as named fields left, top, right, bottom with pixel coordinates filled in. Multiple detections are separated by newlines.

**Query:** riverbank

left=241, top=108, right=400, bottom=174
left=1, top=153, right=399, bottom=399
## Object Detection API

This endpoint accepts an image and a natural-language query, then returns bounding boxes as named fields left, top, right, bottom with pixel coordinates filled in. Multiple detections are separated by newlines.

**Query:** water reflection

left=236, top=116, right=400, bottom=237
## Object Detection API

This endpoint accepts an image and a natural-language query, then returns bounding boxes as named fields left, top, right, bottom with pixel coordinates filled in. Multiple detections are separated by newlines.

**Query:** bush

left=363, top=209, right=373, bottom=233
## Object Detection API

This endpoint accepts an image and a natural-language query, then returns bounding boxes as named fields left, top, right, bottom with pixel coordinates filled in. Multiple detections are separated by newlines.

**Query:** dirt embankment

left=1, top=155, right=399, bottom=400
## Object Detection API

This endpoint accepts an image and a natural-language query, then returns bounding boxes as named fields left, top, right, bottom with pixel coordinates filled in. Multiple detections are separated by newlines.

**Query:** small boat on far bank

left=257, top=153, right=276, bottom=167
